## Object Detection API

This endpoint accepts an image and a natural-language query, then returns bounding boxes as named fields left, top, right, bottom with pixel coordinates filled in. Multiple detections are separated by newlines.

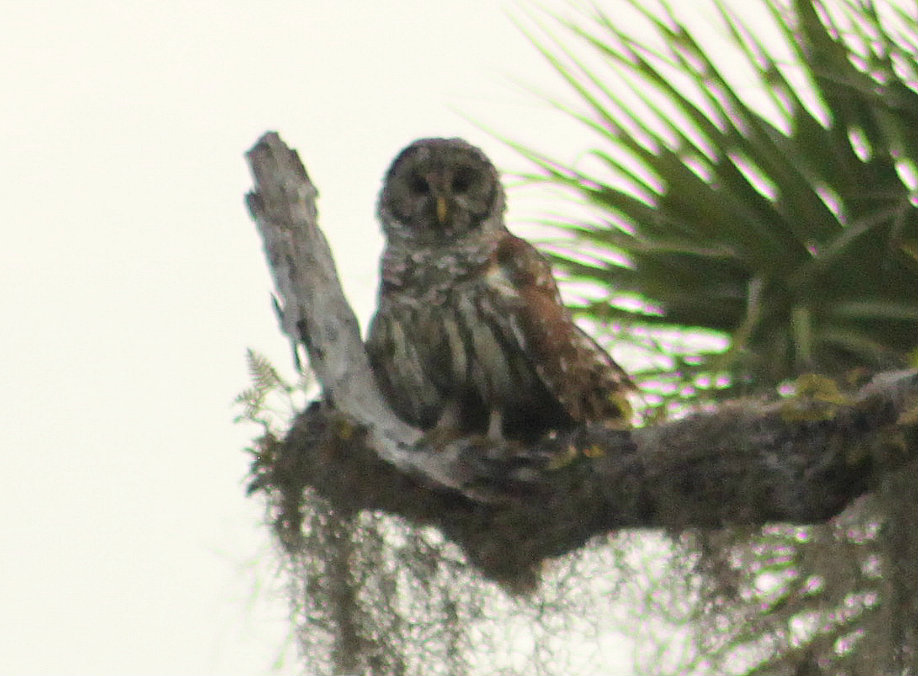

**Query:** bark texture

left=244, top=132, right=918, bottom=586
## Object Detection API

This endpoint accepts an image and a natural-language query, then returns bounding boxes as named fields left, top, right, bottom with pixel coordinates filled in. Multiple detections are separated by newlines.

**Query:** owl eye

left=409, top=174, right=430, bottom=195
left=451, top=169, right=475, bottom=193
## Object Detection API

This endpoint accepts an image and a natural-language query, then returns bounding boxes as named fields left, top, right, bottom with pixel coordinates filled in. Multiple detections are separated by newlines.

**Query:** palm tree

left=517, top=0, right=916, bottom=398
left=515, top=0, right=917, bottom=672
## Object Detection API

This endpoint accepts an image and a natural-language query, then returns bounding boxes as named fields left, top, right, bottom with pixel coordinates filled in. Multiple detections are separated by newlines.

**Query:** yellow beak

left=436, top=196, right=448, bottom=225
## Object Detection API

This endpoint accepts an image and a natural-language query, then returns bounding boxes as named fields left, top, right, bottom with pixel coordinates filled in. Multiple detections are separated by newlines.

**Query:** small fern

left=234, top=348, right=314, bottom=493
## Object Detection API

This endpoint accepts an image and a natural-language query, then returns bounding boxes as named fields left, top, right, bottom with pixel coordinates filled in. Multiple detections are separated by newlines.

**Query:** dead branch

left=244, top=132, right=918, bottom=587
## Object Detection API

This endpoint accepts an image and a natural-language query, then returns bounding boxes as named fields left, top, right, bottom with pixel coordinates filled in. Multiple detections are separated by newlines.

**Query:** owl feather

left=367, top=138, right=633, bottom=442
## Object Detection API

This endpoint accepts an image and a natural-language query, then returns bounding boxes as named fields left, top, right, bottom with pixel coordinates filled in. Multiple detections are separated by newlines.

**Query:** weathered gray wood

left=244, top=132, right=918, bottom=586
left=246, top=132, right=479, bottom=494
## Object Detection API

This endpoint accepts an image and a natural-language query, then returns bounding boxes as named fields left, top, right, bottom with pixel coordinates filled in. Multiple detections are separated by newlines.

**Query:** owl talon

left=486, top=409, right=505, bottom=444
left=419, top=426, right=467, bottom=451
left=546, top=444, right=579, bottom=470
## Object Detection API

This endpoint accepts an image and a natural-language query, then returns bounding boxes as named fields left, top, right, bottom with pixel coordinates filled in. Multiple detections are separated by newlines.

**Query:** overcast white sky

left=0, top=1, right=772, bottom=674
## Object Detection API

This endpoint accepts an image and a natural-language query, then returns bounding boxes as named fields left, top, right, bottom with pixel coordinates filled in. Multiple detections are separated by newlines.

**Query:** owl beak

left=435, top=196, right=449, bottom=225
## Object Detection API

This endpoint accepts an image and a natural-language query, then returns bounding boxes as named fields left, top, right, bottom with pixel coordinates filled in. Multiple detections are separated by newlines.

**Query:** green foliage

left=515, top=0, right=918, bottom=402
left=511, top=2, right=918, bottom=674
left=234, top=347, right=310, bottom=433
left=234, top=348, right=313, bottom=494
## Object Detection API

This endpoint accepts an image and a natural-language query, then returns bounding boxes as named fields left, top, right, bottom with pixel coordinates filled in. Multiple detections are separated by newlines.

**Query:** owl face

left=378, top=138, right=505, bottom=244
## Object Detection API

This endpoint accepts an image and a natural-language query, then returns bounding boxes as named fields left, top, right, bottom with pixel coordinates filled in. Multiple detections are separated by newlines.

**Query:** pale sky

left=0, top=1, right=773, bottom=674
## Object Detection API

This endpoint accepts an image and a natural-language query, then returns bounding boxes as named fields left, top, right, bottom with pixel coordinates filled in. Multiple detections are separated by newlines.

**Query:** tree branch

left=245, top=132, right=477, bottom=493
left=244, top=132, right=918, bottom=587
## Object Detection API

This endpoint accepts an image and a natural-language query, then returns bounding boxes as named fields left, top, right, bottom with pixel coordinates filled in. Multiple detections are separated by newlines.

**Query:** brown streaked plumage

left=366, top=138, right=632, bottom=442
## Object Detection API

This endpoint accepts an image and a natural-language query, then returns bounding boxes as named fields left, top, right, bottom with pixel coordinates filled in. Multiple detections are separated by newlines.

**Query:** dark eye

left=451, top=168, right=474, bottom=193
left=409, top=174, right=429, bottom=195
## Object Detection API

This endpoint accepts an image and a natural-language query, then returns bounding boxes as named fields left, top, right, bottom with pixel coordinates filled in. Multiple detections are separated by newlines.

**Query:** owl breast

left=367, top=264, right=570, bottom=440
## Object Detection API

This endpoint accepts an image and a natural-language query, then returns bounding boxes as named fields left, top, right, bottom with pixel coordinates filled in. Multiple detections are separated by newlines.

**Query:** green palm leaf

left=514, top=0, right=918, bottom=392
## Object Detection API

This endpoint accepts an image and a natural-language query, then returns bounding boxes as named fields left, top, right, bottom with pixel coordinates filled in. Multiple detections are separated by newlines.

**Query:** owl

left=366, top=138, right=633, bottom=443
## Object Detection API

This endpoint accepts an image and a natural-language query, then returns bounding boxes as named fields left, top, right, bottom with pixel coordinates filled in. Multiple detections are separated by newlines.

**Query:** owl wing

left=366, top=295, right=446, bottom=430
left=490, top=234, right=634, bottom=428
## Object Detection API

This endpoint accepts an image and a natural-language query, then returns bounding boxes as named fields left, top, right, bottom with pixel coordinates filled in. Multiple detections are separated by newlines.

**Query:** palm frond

left=512, top=0, right=918, bottom=396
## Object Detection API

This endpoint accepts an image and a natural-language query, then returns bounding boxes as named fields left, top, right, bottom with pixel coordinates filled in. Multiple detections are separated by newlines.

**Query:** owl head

left=377, top=138, right=506, bottom=244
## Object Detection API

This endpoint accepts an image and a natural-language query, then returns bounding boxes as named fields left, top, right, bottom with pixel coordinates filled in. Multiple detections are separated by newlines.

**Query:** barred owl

left=366, top=138, right=633, bottom=443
